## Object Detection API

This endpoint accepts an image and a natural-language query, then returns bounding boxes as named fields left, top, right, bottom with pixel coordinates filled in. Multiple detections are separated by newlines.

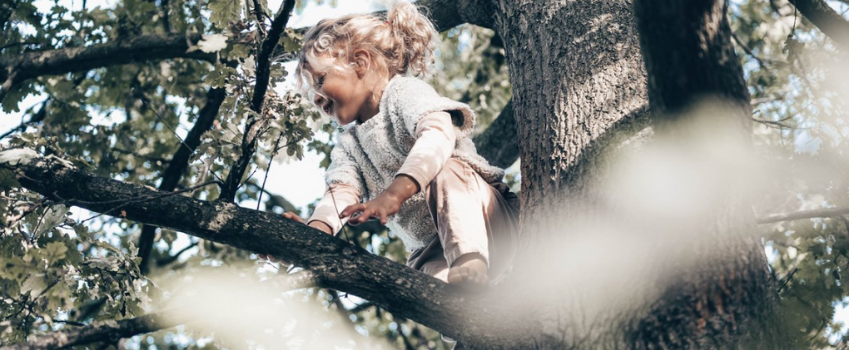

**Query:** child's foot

left=447, top=254, right=489, bottom=284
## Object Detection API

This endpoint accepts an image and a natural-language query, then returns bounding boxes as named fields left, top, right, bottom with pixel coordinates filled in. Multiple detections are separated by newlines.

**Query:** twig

left=776, top=268, right=797, bottom=294
left=139, top=94, right=193, bottom=154
left=757, top=207, right=849, bottom=224
left=730, top=31, right=789, bottom=68
left=257, top=132, right=284, bottom=210
left=752, top=117, right=793, bottom=128
left=156, top=241, right=199, bottom=266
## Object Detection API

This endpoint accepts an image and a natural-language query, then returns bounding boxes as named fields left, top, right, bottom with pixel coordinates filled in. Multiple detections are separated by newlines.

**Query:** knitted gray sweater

left=326, top=75, right=505, bottom=251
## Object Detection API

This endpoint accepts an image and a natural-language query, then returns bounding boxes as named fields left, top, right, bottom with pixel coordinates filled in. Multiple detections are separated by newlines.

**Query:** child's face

left=306, top=55, right=384, bottom=125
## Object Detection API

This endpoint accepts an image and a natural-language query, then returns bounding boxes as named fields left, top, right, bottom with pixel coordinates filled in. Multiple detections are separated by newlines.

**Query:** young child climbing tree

left=268, top=1, right=519, bottom=285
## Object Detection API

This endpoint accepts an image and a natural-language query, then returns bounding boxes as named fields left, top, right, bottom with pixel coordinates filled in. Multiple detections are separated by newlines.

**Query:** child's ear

left=351, top=49, right=371, bottom=77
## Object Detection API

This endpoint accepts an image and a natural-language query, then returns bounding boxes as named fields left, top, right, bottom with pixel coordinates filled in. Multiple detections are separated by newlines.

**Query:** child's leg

left=424, top=158, right=519, bottom=283
left=406, top=238, right=449, bottom=282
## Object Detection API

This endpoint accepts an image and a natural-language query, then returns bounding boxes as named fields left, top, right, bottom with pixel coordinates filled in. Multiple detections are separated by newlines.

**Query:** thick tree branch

left=757, top=207, right=849, bottom=224
left=11, top=157, right=512, bottom=345
left=416, top=0, right=494, bottom=31
left=789, top=0, right=849, bottom=50
left=220, top=0, right=296, bottom=202
left=0, top=33, right=216, bottom=96
left=137, top=87, right=226, bottom=274
left=0, top=311, right=186, bottom=350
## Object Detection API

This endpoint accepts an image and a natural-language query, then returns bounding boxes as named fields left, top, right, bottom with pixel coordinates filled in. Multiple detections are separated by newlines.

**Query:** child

left=282, top=2, right=519, bottom=284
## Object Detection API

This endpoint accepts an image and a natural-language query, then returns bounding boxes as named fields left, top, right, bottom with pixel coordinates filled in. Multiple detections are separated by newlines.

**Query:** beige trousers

left=406, top=158, right=520, bottom=282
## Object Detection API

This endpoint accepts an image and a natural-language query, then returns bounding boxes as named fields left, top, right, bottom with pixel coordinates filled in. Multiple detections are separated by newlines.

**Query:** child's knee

left=429, top=158, right=468, bottom=189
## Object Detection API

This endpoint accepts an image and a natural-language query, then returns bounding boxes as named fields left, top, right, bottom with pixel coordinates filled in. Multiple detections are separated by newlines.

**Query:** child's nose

left=314, top=93, right=325, bottom=106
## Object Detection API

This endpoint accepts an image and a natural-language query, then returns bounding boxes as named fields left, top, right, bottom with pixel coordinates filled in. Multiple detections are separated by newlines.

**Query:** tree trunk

left=482, top=0, right=782, bottom=348
left=491, top=1, right=650, bottom=346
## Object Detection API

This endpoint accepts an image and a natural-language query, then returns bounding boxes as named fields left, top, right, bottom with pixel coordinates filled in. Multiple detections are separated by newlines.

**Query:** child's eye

left=315, top=75, right=325, bottom=88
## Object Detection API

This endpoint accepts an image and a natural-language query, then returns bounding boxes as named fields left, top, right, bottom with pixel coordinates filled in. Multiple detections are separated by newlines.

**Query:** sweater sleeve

left=306, top=183, right=360, bottom=234
left=324, top=137, right=366, bottom=196
left=395, top=111, right=456, bottom=191
left=389, top=77, right=477, bottom=140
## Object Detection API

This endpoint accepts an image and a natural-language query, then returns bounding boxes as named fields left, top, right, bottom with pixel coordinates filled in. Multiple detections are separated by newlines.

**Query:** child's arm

left=342, top=111, right=456, bottom=225
left=306, top=183, right=361, bottom=235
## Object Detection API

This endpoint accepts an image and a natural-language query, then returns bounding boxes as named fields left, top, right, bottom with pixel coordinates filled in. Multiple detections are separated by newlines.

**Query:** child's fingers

left=282, top=211, right=306, bottom=224
left=281, top=211, right=305, bottom=223
left=340, top=204, right=362, bottom=218
left=354, top=207, right=376, bottom=225
left=379, top=210, right=388, bottom=225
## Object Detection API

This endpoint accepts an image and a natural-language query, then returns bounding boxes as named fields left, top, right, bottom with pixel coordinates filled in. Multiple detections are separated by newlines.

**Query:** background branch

left=0, top=33, right=216, bottom=94
left=136, top=87, right=226, bottom=274
left=219, top=0, right=296, bottom=202
left=0, top=311, right=185, bottom=350
left=757, top=207, right=849, bottom=224
left=473, top=100, right=518, bottom=168
left=789, top=0, right=849, bottom=50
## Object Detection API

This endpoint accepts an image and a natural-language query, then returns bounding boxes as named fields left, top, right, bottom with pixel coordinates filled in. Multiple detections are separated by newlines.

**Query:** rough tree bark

left=629, top=0, right=783, bottom=347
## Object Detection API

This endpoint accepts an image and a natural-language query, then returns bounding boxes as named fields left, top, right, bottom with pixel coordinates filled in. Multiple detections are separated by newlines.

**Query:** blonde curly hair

left=295, top=1, right=438, bottom=93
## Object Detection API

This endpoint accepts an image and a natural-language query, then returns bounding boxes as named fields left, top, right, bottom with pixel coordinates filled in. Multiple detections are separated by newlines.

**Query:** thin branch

left=156, top=241, right=199, bottom=267
left=752, top=117, right=793, bottom=128
left=257, top=132, right=284, bottom=210
left=0, top=310, right=187, bottom=350
left=788, top=0, right=849, bottom=50
left=139, top=93, right=193, bottom=155
left=137, top=87, right=225, bottom=274
left=0, top=99, right=49, bottom=141
left=776, top=268, right=798, bottom=294
left=220, top=0, right=296, bottom=202
left=750, top=95, right=785, bottom=106
left=757, top=207, right=849, bottom=224
left=730, top=31, right=790, bottom=68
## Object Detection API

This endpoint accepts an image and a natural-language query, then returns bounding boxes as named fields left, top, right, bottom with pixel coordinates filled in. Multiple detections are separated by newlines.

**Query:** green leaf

left=43, top=241, right=68, bottom=264
left=209, top=0, right=241, bottom=27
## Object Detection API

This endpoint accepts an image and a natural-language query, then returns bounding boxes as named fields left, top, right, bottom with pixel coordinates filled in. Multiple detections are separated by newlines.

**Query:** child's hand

left=340, top=193, right=402, bottom=226
left=341, top=175, right=418, bottom=226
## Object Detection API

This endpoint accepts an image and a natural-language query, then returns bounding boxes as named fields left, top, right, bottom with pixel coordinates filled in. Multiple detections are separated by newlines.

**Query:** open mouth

left=322, top=100, right=334, bottom=115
